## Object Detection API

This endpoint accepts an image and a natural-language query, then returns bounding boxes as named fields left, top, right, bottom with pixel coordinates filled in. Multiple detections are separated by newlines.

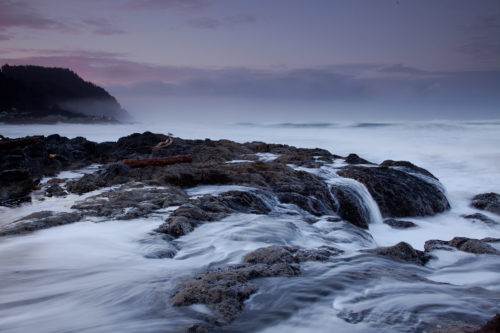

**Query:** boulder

left=363, top=242, right=431, bottom=265
left=337, top=165, right=450, bottom=218
left=471, top=193, right=500, bottom=215
left=345, top=153, right=373, bottom=165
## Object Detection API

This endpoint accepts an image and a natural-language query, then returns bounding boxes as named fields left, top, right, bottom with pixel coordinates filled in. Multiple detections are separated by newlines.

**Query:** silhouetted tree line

left=0, top=64, right=121, bottom=120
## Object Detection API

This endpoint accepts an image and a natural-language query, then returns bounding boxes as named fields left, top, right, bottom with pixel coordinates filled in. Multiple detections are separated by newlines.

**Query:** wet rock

left=172, top=263, right=299, bottom=323
left=44, top=184, right=67, bottom=197
left=462, top=213, right=498, bottom=226
left=156, top=190, right=272, bottom=237
left=383, top=218, right=417, bottom=229
left=0, top=169, right=37, bottom=205
left=338, top=165, right=450, bottom=218
left=72, top=184, right=187, bottom=219
left=474, top=313, right=500, bottom=333
left=242, top=245, right=343, bottom=264
left=330, top=184, right=371, bottom=229
left=471, top=193, right=500, bottom=215
left=364, top=242, right=431, bottom=265
left=0, top=211, right=82, bottom=236
left=172, top=245, right=340, bottom=324
left=186, top=323, right=209, bottom=333
left=274, top=148, right=333, bottom=167
left=379, top=160, right=439, bottom=180
left=66, top=163, right=132, bottom=195
left=425, top=237, right=499, bottom=255
left=345, top=153, right=373, bottom=165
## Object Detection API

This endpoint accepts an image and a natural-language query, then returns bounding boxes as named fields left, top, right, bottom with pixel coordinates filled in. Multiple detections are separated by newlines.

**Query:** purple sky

left=1, top=0, right=499, bottom=120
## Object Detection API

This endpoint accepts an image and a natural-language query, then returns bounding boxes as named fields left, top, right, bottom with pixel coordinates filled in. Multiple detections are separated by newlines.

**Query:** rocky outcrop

left=337, top=165, right=450, bottom=218
left=471, top=193, right=500, bottom=215
left=156, top=190, right=272, bottom=237
left=0, top=211, right=82, bottom=236
left=363, top=242, right=431, bottom=265
left=474, top=313, right=500, bottom=333
left=172, top=245, right=342, bottom=325
left=72, top=184, right=188, bottom=220
left=424, top=237, right=499, bottom=255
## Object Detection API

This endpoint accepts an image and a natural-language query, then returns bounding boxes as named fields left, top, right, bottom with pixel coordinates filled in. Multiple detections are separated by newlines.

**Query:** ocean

left=0, top=120, right=499, bottom=332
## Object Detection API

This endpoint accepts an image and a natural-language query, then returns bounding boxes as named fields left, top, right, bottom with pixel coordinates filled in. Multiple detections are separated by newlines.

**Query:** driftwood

left=122, top=154, right=192, bottom=168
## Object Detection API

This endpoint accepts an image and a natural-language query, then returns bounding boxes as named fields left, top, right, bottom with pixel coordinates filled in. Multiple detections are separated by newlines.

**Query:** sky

left=0, top=0, right=499, bottom=121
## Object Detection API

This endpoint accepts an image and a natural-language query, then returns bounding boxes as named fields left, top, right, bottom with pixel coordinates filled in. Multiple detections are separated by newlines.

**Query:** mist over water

left=1, top=118, right=499, bottom=332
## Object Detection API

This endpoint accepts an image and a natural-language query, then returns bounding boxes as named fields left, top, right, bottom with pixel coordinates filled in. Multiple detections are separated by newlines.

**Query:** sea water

left=0, top=120, right=499, bottom=332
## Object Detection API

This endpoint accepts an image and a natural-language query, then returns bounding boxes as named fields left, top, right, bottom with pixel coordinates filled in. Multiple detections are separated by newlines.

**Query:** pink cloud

left=0, top=0, right=73, bottom=33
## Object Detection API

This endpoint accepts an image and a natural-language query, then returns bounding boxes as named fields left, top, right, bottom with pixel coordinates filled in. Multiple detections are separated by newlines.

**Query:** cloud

left=123, top=0, right=211, bottom=13
left=0, top=0, right=73, bottom=33
left=83, top=18, right=126, bottom=35
left=186, top=14, right=256, bottom=29
left=0, top=0, right=124, bottom=37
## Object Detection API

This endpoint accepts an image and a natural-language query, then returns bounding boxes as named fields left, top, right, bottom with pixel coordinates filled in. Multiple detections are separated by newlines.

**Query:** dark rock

left=172, top=263, right=298, bottom=323
left=0, top=169, right=37, bottom=205
left=474, top=313, right=500, bottom=333
left=72, top=184, right=187, bottom=219
left=345, top=153, right=373, bottom=165
left=326, top=216, right=342, bottom=222
left=66, top=163, right=132, bottom=195
left=330, top=184, right=371, bottom=229
left=425, top=237, right=499, bottom=255
left=383, top=218, right=417, bottom=229
left=44, top=184, right=67, bottom=197
left=379, top=160, right=439, bottom=180
left=172, top=245, right=341, bottom=324
left=337, top=165, right=450, bottom=218
left=274, top=148, right=333, bottom=167
left=364, top=242, right=431, bottom=265
left=462, top=213, right=498, bottom=226
left=0, top=211, right=82, bottom=236
left=471, top=193, right=500, bottom=215
left=481, top=237, right=500, bottom=243
left=156, top=190, right=272, bottom=237
left=186, top=323, right=209, bottom=333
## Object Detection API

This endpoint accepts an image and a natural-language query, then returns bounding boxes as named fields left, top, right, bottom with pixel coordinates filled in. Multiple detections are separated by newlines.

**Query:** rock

left=471, top=193, right=500, bottom=215
left=474, top=313, right=500, bottom=333
left=379, top=160, right=439, bottom=180
left=44, top=184, right=67, bottom=197
left=172, top=245, right=341, bottom=324
left=363, top=242, right=431, bottom=265
left=172, top=263, right=298, bottom=324
left=425, top=237, right=499, bottom=255
left=330, top=184, right=371, bottom=229
left=0, top=169, right=37, bottom=205
left=156, top=190, right=272, bottom=237
left=383, top=218, right=417, bottom=229
left=242, top=245, right=343, bottom=265
left=72, top=184, right=187, bottom=219
left=0, top=211, right=82, bottom=236
left=66, top=163, right=132, bottom=195
left=462, top=213, right=498, bottom=226
left=345, top=153, right=373, bottom=165
left=186, top=323, right=209, bottom=333
left=274, top=148, right=333, bottom=167
left=337, top=165, right=450, bottom=218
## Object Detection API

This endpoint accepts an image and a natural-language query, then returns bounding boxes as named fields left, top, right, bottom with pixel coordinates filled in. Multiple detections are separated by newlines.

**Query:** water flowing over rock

left=172, top=245, right=342, bottom=326
left=0, top=211, right=82, bottom=236
left=337, top=165, right=450, bottom=218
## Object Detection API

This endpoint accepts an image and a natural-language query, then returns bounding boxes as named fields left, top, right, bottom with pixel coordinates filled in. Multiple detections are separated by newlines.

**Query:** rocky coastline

left=0, top=132, right=498, bottom=332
